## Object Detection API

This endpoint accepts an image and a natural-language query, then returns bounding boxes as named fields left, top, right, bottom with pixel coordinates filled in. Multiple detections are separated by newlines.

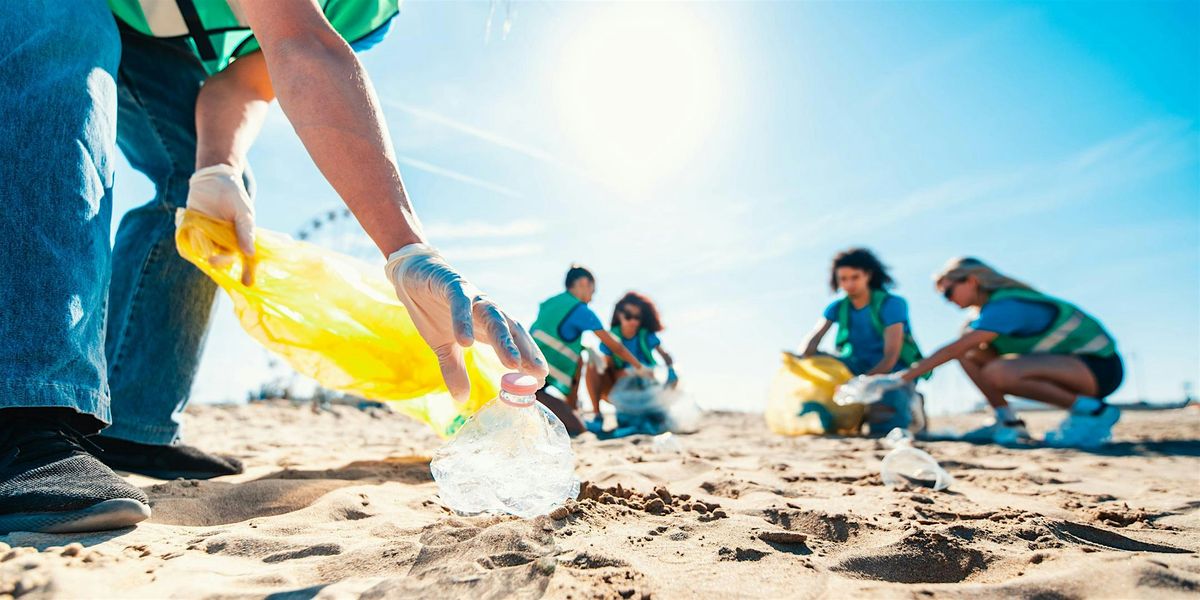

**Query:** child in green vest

left=530, top=266, right=649, bottom=434
left=799, top=248, right=925, bottom=433
left=588, top=292, right=678, bottom=408
left=898, top=257, right=1123, bottom=448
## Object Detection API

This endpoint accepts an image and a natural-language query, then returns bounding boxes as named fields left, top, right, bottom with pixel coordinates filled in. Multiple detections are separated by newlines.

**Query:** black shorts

left=1079, top=353, right=1124, bottom=399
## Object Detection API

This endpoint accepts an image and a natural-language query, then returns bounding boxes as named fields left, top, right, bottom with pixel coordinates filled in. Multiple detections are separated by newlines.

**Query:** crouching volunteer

left=899, top=257, right=1123, bottom=448
left=530, top=265, right=649, bottom=436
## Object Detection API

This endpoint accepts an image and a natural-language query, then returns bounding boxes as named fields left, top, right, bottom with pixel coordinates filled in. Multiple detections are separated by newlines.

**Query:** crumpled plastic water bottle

left=880, top=427, right=953, bottom=491
left=834, top=373, right=905, bottom=406
left=431, top=373, right=580, bottom=518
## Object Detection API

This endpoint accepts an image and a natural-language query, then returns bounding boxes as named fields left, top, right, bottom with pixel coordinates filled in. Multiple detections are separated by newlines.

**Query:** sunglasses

left=942, top=280, right=961, bottom=301
left=621, top=309, right=643, bottom=321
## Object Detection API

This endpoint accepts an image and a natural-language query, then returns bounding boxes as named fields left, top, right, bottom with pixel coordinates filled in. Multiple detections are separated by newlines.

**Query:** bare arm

left=194, top=51, right=274, bottom=171
left=595, top=330, right=645, bottom=370
left=238, top=0, right=423, bottom=254
left=800, top=319, right=834, bottom=356
left=900, top=329, right=998, bottom=382
left=867, top=323, right=904, bottom=375
left=656, top=346, right=674, bottom=368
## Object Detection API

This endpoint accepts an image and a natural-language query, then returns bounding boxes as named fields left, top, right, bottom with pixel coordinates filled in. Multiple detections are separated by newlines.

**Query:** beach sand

left=2, top=402, right=1198, bottom=599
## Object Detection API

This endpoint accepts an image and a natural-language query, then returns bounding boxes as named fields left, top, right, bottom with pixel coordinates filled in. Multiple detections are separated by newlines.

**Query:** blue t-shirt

left=558, top=303, right=604, bottom=342
left=823, top=295, right=910, bottom=375
left=970, top=298, right=1057, bottom=336
left=600, top=330, right=661, bottom=365
left=348, top=16, right=396, bottom=53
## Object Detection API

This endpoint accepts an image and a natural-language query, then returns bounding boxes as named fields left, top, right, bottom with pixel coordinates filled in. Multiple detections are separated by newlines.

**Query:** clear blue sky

left=112, top=1, right=1200, bottom=414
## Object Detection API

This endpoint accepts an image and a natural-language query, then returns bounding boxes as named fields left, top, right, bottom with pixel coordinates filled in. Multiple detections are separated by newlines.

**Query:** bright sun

left=553, top=4, right=724, bottom=195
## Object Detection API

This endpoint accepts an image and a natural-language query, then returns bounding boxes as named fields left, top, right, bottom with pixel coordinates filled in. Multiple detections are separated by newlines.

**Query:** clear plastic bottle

left=880, top=427, right=953, bottom=491
left=431, top=373, right=580, bottom=518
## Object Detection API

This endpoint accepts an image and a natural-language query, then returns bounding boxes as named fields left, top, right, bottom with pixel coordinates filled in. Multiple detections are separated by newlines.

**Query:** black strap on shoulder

left=175, top=0, right=217, bottom=61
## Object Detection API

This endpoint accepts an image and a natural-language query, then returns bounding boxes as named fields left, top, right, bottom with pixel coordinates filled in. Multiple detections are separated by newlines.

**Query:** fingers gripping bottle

left=431, top=373, right=580, bottom=518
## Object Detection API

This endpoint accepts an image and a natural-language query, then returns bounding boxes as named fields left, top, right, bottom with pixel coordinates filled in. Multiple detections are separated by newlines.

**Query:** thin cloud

left=396, top=155, right=524, bottom=199
left=424, top=219, right=546, bottom=240
left=385, top=100, right=591, bottom=180
left=824, top=118, right=1199, bottom=241
left=441, top=242, right=543, bottom=262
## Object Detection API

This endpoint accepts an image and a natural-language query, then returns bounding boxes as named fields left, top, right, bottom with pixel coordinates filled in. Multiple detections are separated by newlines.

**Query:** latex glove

left=665, top=366, right=679, bottom=387
left=385, top=244, right=548, bottom=401
left=187, top=164, right=256, bottom=286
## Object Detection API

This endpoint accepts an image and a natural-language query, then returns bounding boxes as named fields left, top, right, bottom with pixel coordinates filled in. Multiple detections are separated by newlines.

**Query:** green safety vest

left=530, top=292, right=587, bottom=396
left=984, top=288, right=1116, bottom=357
left=608, top=327, right=658, bottom=370
left=108, top=0, right=400, bottom=75
left=834, top=290, right=927, bottom=377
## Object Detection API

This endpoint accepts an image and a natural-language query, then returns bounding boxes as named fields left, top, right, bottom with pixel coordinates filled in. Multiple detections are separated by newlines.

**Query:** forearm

left=267, top=37, right=424, bottom=254
left=801, top=320, right=832, bottom=356
left=658, top=348, right=674, bottom=367
left=195, top=55, right=273, bottom=171
left=867, top=353, right=900, bottom=375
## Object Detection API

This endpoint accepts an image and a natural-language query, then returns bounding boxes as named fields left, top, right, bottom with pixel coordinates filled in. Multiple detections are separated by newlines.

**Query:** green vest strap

left=608, top=327, right=658, bottom=370
left=530, top=292, right=587, bottom=395
left=985, top=288, right=1116, bottom=357
left=833, top=291, right=927, bottom=376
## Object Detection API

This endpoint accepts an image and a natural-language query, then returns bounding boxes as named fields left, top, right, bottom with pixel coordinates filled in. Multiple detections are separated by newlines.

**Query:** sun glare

left=553, top=5, right=725, bottom=195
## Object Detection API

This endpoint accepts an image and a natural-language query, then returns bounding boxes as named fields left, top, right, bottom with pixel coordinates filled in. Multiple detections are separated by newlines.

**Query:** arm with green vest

left=208, top=0, right=548, bottom=400
left=899, top=329, right=997, bottom=383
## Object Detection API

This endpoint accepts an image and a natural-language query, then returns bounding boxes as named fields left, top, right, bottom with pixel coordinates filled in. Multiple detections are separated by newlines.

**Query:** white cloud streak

left=396, top=155, right=524, bottom=199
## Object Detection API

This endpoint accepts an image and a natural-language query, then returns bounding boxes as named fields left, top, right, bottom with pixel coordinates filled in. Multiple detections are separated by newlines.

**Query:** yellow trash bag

left=174, top=209, right=503, bottom=437
left=765, top=353, right=864, bottom=435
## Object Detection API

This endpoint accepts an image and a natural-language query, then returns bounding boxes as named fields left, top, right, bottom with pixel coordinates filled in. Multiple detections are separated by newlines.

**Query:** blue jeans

left=104, top=25, right=249, bottom=444
left=0, top=0, right=121, bottom=430
left=0, top=5, right=235, bottom=444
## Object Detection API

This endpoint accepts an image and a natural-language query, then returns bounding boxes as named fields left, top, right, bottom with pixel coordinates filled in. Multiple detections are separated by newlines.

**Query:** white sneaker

left=960, top=420, right=1032, bottom=445
left=1045, top=403, right=1120, bottom=449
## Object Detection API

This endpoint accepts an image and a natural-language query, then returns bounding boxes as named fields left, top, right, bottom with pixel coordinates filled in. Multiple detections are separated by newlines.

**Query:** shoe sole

left=0, top=499, right=151, bottom=534
left=110, top=468, right=239, bottom=480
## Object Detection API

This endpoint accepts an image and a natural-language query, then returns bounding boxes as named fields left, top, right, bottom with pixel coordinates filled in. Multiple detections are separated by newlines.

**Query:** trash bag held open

left=765, top=353, right=864, bottom=435
left=174, top=209, right=503, bottom=437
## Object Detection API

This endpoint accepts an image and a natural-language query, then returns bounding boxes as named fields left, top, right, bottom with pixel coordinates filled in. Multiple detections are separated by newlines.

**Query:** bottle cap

left=500, top=373, right=541, bottom=396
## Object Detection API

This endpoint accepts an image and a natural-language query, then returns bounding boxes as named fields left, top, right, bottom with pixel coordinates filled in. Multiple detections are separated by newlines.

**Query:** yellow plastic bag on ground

left=765, top=353, right=863, bottom=435
left=175, top=209, right=502, bottom=437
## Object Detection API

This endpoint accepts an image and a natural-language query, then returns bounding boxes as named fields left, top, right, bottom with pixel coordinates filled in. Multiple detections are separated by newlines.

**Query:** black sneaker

left=0, top=413, right=151, bottom=533
left=91, top=436, right=243, bottom=480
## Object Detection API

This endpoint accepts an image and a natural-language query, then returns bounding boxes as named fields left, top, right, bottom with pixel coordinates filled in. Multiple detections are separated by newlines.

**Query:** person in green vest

left=798, top=248, right=926, bottom=433
left=530, top=266, right=649, bottom=435
left=898, top=257, right=1124, bottom=448
left=588, top=291, right=677, bottom=405
left=0, top=0, right=547, bottom=534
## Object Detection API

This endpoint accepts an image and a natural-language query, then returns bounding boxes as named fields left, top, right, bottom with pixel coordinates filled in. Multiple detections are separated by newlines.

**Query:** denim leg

left=0, top=1, right=121, bottom=431
left=103, top=29, right=217, bottom=444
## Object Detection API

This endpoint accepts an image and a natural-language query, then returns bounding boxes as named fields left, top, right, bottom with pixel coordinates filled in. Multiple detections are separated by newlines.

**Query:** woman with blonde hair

left=898, top=258, right=1123, bottom=447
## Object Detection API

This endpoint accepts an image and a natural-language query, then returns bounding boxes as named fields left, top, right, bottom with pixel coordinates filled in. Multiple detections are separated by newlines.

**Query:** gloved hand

left=187, top=164, right=256, bottom=286
left=385, top=243, right=548, bottom=402
left=665, top=366, right=679, bottom=387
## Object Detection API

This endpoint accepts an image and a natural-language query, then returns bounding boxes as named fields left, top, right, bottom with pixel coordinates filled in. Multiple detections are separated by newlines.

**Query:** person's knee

left=981, top=360, right=1018, bottom=390
left=961, top=346, right=995, bottom=367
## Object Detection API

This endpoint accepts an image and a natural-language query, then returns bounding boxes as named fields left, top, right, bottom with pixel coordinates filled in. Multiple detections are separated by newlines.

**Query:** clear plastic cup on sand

left=431, top=373, right=580, bottom=518
left=651, top=432, right=683, bottom=454
left=880, top=427, right=952, bottom=491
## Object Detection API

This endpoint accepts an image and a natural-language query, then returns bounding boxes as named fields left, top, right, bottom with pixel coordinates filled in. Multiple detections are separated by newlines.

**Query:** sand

left=2, top=402, right=1198, bottom=599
